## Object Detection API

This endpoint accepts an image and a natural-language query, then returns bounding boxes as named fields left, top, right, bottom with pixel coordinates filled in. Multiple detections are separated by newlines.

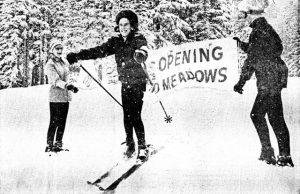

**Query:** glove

left=233, top=82, right=244, bottom=94
left=233, top=37, right=241, bottom=43
left=66, top=84, right=79, bottom=93
left=134, top=49, right=148, bottom=64
left=66, top=52, right=78, bottom=65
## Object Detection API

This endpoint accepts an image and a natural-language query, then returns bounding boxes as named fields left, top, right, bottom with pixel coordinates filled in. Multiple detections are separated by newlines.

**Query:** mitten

left=134, top=49, right=148, bottom=64
left=233, top=37, right=241, bottom=43
left=66, top=53, right=78, bottom=65
left=233, top=82, right=244, bottom=94
left=66, top=84, right=79, bottom=93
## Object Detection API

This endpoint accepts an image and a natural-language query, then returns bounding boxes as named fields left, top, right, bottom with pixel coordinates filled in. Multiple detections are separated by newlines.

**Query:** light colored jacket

left=45, top=55, right=72, bottom=102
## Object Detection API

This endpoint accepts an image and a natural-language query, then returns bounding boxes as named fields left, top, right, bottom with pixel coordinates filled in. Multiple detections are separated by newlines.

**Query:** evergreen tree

left=189, top=0, right=232, bottom=41
left=150, top=0, right=194, bottom=45
left=0, top=0, right=46, bottom=88
left=277, top=1, right=299, bottom=76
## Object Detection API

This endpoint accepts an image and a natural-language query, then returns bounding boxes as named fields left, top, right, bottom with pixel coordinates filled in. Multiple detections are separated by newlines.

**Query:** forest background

left=0, top=0, right=299, bottom=89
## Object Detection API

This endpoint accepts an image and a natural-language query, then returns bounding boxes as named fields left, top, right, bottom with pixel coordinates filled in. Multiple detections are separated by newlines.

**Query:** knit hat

left=49, top=39, right=63, bottom=54
left=237, top=0, right=268, bottom=14
left=115, top=10, right=138, bottom=32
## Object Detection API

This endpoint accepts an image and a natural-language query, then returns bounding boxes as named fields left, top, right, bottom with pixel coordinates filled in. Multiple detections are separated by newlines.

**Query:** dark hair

left=115, top=10, right=139, bottom=32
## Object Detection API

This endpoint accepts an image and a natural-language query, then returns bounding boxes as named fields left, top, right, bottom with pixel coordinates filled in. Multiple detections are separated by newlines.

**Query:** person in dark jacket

left=66, top=10, right=149, bottom=161
left=45, top=40, right=79, bottom=153
left=233, top=17, right=293, bottom=167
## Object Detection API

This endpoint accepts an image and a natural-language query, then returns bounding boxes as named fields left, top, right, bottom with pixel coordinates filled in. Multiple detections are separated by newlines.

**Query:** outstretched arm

left=67, top=37, right=116, bottom=64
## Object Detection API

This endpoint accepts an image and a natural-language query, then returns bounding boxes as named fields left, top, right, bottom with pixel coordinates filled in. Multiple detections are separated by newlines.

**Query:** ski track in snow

left=0, top=78, right=299, bottom=194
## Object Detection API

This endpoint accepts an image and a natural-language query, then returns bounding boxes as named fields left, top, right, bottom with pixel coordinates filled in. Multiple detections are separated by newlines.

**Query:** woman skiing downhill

left=233, top=16, right=293, bottom=167
left=45, top=40, right=79, bottom=153
left=66, top=10, right=149, bottom=161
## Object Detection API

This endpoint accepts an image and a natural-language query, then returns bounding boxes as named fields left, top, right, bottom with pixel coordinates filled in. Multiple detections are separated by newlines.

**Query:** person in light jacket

left=66, top=10, right=149, bottom=161
left=45, top=40, right=78, bottom=153
left=233, top=17, right=293, bottom=167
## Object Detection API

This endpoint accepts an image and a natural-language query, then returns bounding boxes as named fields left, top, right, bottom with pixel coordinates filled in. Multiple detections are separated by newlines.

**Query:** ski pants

left=121, top=84, right=146, bottom=149
left=250, top=91, right=290, bottom=156
left=47, top=102, right=69, bottom=145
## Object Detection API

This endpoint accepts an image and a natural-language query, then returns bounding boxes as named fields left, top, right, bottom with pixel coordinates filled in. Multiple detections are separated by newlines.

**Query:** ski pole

left=142, top=62, right=172, bottom=123
left=159, top=101, right=172, bottom=123
left=80, top=64, right=123, bottom=107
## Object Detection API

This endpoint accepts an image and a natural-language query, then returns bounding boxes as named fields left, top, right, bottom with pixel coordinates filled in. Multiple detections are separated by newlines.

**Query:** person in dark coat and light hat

left=233, top=16, right=293, bottom=167
left=66, top=10, right=149, bottom=161
left=45, top=39, right=78, bottom=153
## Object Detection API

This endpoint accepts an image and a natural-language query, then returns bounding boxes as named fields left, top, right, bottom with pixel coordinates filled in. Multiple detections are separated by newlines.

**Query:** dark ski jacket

left=238, top=17, right=288, bottom=93
left=73, top=32, right=147, bottom=88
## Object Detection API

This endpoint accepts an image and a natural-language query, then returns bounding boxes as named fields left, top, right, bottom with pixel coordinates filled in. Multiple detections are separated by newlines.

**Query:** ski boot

left=258, top=146, right=276, bottom=165
left=277, top=155, right=294, bottom=167
left=137, top=146, right=149, bottom=162
left=124, top=142, right=135, bottom=159
left=53, top=142, right=69, bottom=153
left=45, top=143, right=54, bottom=152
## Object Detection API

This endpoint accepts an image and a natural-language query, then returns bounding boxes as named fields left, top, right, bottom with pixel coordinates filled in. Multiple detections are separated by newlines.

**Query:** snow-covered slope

left=0, top=78, right=299, bottom=194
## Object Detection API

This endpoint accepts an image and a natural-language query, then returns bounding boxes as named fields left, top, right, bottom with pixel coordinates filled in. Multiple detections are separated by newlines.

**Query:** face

left=119, top=18, right=132, bottom=38
left=237, top=11, right=247, bottom=20
left=233, top=11, right=248, bottom=23
left=53, top=45, right=63, bottom=58
left=233, top=11, right=257, bottom=28
left=245, top=14, right=255, bottom=25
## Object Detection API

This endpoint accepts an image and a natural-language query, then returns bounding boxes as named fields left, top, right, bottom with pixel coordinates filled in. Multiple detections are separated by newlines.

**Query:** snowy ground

left=0, top=77, right=299, bottom=194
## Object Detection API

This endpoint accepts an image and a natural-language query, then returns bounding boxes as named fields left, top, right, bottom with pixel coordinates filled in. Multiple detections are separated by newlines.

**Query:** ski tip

left=87, top=181, right=93, bottom=185
left=87, top=180, right=100, bottom=187
left=98, top=186, right=105, bottom=191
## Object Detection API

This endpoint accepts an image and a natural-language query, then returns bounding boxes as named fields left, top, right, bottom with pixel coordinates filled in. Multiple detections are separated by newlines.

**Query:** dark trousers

left=250, top=91, right=290, bottom=156
left=121, top=84, right=146, bottom=149
left=47, top=102, right=69, bottom=145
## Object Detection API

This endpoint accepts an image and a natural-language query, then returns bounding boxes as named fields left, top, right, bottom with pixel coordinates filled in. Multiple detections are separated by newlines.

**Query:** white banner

left=146, top=38, right=239, bottom=96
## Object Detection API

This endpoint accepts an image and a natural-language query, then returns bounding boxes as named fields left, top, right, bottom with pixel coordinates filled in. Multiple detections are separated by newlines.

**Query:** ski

left=46, top=148, right=69, bottom=157
left=103, top=146, right=163, bottom=191
left=87, top=161, right=121, bottom=185
left=87, top=145, right=164, bottom=191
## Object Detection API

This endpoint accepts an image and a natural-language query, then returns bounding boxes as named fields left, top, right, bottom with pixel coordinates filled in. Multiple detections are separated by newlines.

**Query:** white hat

left=237, top=0, right=269, bottom=14
left=49, top=39, right=63, bottom=54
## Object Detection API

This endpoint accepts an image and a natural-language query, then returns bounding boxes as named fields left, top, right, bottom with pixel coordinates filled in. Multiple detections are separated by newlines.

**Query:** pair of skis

left=87, top=145, right=163, bottom=191
left=46, top=148, right=69, bottom=157
left=80, top=59, right=167, bottom=191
